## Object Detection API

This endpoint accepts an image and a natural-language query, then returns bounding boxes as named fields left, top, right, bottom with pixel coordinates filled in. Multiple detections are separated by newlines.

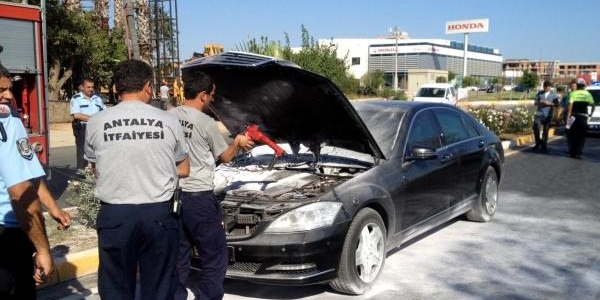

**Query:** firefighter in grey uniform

left=84, top=60, right=190, bottom=300
left=69, top=78, right=105, bottom=169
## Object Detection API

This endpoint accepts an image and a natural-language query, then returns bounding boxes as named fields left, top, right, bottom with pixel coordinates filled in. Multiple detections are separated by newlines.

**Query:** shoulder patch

left=72, top=94, right=82, bottom=99
left=16, top=138, right=34, bottom=160
left=0, top=103, right=11, bottom=118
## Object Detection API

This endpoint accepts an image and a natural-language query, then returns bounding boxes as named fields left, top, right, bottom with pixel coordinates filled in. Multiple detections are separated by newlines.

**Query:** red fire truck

left=0, top=0, right=49, bottom=165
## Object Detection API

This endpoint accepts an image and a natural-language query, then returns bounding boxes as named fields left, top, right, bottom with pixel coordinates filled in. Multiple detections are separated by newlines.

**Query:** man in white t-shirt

left=169, top=71, right=253, bottom=300
left=160, top=79, right=170, bottom=110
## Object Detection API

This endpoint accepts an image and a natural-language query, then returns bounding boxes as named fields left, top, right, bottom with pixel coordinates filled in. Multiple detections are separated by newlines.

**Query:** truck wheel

left=467, top=166, right=498, bottom=222
left=330, top=208, right=386, bottom=295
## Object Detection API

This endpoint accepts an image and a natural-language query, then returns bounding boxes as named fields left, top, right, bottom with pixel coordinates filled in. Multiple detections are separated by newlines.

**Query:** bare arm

left=8, top=180, right=54, bottom=285
left=176, top=157, right=190, bottom=178
left=37, top=180, right=71, bottom=230
left=219, top=134, right=254, bottom=163
left=72, top=113, right=92, bottom=122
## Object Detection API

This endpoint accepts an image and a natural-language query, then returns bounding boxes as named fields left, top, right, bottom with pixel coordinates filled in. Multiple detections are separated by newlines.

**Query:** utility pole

left=125, top=0, right=140, bottom=59
left=390, top=27, right=401, bottom=91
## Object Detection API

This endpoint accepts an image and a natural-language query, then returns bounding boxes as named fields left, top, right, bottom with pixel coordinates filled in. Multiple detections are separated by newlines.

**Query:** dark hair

left=543, top=80, right=553, bottom=88
left=0, top=63, right=10, bottom=80
left=113, top=59, right=153, bottom=95
left=182, top=70, right=214, bottom=100
left=80, top=77, right=94, bottom=86
left=557, top=86, right=565, bottom=92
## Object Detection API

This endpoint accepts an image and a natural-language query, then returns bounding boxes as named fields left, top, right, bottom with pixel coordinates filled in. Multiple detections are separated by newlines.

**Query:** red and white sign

left=445, top=19, right=489, bottom=34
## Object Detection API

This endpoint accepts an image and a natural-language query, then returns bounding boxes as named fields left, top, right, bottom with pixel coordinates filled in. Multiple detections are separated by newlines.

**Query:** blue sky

left=178, top=0, right=600, bottom=63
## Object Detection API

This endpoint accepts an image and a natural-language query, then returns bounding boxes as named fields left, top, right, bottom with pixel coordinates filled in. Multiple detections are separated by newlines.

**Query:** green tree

left=448, top=71, right=457, bottom=82
left=46, top=0, right=127, bottom=100
left=462, top=76, right=478, bottom=87
left=360, top=70, right=386, bottom=95
left=436, top=76, right=447, bottom=83
left=519, top=70, right=539, bottom=93
left=241, top=25, right=357, bottom=95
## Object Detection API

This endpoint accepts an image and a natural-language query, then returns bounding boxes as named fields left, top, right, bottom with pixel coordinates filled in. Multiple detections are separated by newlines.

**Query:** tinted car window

left=463, top=116, right=481, bottom=138
left=417, top=88, right=445, bottom=98
left=588, top=89, right=600, bottom=105
left=354, top=104, right=406, bottom=158
left=435, top=109, right=470, bottom=145
left=406, top=111, right=441, bottom=152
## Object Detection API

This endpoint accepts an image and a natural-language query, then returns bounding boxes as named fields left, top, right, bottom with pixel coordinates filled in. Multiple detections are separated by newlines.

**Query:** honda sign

left=445, top=19, right=489, bottom=34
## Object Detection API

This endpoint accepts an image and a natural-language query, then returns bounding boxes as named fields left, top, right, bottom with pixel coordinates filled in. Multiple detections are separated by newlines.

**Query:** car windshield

left=354, top=103, right=406, bottom=158
left=588, top=89, right=600, bottom=105
left=417, top=87, right=445, bottom=98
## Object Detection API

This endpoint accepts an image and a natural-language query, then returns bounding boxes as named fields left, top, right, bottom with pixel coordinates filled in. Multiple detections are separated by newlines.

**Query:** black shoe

left=540, top=146, right=547, bottom=153
left=531, top=145, right=540, bottom=152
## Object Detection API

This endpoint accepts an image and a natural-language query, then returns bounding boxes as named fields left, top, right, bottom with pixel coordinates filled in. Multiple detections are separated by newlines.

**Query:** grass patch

left=45, top=208, right=97, bottom=257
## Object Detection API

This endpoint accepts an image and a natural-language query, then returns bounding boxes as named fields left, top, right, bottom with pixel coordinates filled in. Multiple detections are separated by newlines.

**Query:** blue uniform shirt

left=0, top=106, right=45, bottom=227
left=70, top=92, right=106, bottom=119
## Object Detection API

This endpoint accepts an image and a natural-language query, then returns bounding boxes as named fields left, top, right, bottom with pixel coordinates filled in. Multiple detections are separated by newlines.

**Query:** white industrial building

left=320, top=37, right=503, bottom=90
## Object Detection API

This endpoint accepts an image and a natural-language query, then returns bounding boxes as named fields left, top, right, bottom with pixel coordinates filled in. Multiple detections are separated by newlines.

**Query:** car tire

left=329, top=208, right=386, bottom=295
left=467, top=166, right=498, bottom=222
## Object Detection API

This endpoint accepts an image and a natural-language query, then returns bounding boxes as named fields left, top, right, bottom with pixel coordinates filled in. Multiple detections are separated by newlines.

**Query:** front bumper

left=587, top=123, right=600, bottom=131
left=192, top=221, right=351, bottom=285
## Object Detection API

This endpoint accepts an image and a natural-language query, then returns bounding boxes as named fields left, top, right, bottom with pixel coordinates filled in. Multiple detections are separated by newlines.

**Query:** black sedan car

left=182, top=52, right=504, bottom=295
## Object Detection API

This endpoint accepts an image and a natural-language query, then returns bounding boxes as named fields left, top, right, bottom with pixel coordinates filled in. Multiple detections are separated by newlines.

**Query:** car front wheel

left=467, top=166, right=498, bottom=222
left=330, top=208, right=386, bottom=295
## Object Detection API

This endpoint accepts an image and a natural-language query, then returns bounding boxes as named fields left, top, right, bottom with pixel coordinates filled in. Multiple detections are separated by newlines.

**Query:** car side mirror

left=406, top=146, right=438, bottom=161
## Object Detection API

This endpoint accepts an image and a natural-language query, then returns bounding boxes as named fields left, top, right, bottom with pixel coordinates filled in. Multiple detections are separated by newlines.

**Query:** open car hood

left=181, top=52, right=385, bottom=160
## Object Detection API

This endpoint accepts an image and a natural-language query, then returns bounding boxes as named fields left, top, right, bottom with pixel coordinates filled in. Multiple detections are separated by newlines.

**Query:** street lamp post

left=390, top=27, right=401, bottom=91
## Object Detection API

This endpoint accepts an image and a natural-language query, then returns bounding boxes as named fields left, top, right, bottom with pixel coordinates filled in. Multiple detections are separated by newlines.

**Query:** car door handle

left=440, top=153, right=453, bottom=163
left=478, top=140, right=485, bottom=148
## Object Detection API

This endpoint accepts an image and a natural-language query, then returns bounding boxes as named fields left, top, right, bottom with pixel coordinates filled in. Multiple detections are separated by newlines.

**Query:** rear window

left=587, top=89, right=600, bottom=105
left=417, top=87, right=446, bottom=98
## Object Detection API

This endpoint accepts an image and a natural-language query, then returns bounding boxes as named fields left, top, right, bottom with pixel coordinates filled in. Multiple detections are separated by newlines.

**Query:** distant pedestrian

left=69, top=78, right=105, bottom=169
left=160, top=79, right=170, bottom=110
left=532, top=80, right=559, bottom=152
left=566, top=78, right=595, bottom=159
left=84, top=59, right=190, bottom=300
left=557, top=86, right=569, bottom=125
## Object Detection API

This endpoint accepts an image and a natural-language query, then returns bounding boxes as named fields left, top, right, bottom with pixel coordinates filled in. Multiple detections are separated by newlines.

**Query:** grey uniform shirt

left=84, top=101, right=188, bottom=204
left=169, top=106, right=228, bottom=192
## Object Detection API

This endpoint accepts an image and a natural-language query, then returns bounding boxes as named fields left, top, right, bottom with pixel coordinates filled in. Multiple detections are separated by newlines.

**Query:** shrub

left=65, top=167, right=99, bottom=228
left=467, top=105, right=534, bottom=135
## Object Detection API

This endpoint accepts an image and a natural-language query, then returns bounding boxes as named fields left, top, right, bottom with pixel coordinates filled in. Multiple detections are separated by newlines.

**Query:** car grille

left=228, top=262, right=261, bottom=273
left=589, top=117, right=600, bottom=122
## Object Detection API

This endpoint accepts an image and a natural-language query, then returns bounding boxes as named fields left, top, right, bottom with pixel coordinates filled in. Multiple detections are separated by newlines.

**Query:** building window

left=351, top=57, right=360, bottom=65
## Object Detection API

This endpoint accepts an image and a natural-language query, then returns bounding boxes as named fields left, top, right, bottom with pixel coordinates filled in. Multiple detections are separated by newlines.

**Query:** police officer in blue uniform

left=70, top=78, right=105, bottom=169
left=0, top=63, right=71, bottom=300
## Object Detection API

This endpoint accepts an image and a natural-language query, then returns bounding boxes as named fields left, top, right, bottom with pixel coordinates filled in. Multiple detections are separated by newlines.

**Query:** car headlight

left=264, top=202, right=342, bottom=233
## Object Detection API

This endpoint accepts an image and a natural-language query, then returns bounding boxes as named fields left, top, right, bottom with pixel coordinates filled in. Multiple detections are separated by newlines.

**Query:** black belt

left=181, top=190, right=213, bottom=196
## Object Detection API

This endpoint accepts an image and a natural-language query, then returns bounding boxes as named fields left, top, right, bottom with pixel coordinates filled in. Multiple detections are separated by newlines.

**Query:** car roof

left=586, top=84, right=600, bottom=90
left=419, top=83, right=454, bottom=88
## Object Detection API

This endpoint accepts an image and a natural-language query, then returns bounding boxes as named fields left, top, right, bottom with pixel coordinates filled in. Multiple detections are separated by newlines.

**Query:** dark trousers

left=0, top=227, right=36, bottom=300
left=74, top=123, right=87, bottom=169
left=96, top=201, right=180, bottom=300
left=567, top=115, right=588, bottom=157
left=175, top=191, right=227, bottom=300
left=533, top=115, right=552, bottom=149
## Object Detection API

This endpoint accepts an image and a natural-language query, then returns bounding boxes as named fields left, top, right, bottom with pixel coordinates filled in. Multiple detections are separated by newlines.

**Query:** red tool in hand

left=245, top=124, right=285, bottom=157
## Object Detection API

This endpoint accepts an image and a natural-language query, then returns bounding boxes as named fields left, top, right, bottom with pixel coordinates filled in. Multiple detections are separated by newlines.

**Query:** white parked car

left=502, top=85, right=514, bottom=91
left=413, top=83, right=458, bottom=105
left=585, top=83, right=600, bottom=131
